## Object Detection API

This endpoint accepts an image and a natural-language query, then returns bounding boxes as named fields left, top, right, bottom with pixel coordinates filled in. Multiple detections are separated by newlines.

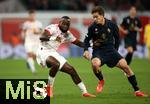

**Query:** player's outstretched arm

left=40, top=30, right=50, bottom=41
left=72, top=40, right=85, bottom=48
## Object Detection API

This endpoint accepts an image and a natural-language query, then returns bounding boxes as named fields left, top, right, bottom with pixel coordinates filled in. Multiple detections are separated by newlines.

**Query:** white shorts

left=36, top=46, right=67, bottom=70
left=25, top=42, right=39, bottom=54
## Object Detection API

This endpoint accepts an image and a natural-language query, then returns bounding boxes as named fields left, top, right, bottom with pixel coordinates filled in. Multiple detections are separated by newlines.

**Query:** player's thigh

left=36, top=48, right=66, bottom=69
left=92, top=49, right=103, bottom=67
left=106, top=49, right=123, bottom=67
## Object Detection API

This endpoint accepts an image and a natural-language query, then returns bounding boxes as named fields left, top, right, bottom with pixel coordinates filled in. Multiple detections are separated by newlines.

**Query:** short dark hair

left=130, top=5, right=136, bottom=10
left=91, top=6, right=104, bottom=16
left=61, top=16, right=70, bottom=20
left=60, top=16, right=71, bottom=23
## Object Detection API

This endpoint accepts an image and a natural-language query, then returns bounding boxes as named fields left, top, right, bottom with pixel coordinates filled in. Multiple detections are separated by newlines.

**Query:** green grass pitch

left=0, top=58, right=150, bottom=104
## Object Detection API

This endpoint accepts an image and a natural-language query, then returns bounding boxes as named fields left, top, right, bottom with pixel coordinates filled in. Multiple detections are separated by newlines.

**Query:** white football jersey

left=41, top=24, right=76, bottom=50
left=22, top=20, right=42, bottom=44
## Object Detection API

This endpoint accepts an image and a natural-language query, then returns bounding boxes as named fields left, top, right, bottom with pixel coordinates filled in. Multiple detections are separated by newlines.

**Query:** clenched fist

left=83, top=51, right=91, bottom=60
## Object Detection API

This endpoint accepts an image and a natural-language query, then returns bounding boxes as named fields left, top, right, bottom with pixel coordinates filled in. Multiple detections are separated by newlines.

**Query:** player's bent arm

left=134, top=27, right=142, bottom=32
left=119, top=26, right=128, bottom=34
left=113, top=24, right=120, bottom=50
left=34, top=28, right=43, bottom=34
left=39, top=30, right=51, bottom=41
left=21, top=29, right=27, bottom=40
left=72, top=39, right=85, bottom=48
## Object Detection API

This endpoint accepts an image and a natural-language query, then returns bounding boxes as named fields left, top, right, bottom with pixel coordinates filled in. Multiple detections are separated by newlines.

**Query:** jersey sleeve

left=44, top=25, right=55, bottom=36
left=22, top=22, right=28, bottom=30
left=84, top=27, right=92, bottom=51
left=37, top=21, right=43, bottom=29
left=137, top=18, right=142, bottom=28
left=112, top=23, right=120, bottom=50
left=120, top=18, right=126, bottom=27
left=66, top=31, right=76, bottom=42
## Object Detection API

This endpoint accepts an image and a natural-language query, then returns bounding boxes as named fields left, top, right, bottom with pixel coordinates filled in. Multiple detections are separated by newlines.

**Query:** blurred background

left=0, top=0, right=150, bottom=59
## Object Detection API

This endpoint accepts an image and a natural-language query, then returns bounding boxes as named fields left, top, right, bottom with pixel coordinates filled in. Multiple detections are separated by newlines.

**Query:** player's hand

left=134, top=27, right=139, bottom=31
left=123, top=30, right=128, bottom=34
left=83, top=51, right=91, bottom=60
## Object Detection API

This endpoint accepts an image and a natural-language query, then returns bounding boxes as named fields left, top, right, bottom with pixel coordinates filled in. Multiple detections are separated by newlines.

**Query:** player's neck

left=130, top=15, right=136, bottom=19
left=101, top=18, right=105, bottom=25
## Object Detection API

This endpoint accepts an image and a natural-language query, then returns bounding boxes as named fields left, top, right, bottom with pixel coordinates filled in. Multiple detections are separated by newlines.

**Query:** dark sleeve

left=113, top=24, right=120, bottom=50
left=137, top=18, right=142, bottom=28
left=120, top=18, right=126, bottom=27
left=84, top=27, right=92, bottom=51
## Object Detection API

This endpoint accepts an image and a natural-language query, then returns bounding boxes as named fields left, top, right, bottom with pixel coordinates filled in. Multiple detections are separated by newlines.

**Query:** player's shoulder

left=125, top=16, right=130, bottom=19
left=35, top=20, right=42, bottom=24
left=23, top=20, right=30, bottom=25
left=123, top=16, right=130, bottom=21
left=106, top=18, right=117, bottom=27
left=46, top=24, right=58, bottom=29
left=88, top=22, right=97, bottom=30
left=135, top=17, right=141, bottom=21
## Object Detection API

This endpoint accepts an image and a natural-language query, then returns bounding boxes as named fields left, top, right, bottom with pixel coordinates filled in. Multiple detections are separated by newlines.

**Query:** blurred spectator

left=10, top=32, right=22, bottom=48
left=0, top=0, right=150, bottom=12
left=0, top=0, right=25, bottom=12
left=144, top=19, right=150, bottom=59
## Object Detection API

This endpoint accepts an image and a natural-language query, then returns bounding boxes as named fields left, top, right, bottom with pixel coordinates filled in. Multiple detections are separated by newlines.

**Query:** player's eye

left=93, top=16, right=98, bottom=19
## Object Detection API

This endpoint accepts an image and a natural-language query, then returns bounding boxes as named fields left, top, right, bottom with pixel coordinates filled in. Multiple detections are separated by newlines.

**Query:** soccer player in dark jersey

left=120, top=6, right=142, bottom=65
left=83, top=6, right=147, bottom=97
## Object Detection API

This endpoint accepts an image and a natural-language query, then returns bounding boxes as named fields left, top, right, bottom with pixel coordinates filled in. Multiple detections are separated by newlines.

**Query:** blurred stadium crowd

left=0, top=0, right=150, bottom=59
left=0, top=0, right=150, bottom=12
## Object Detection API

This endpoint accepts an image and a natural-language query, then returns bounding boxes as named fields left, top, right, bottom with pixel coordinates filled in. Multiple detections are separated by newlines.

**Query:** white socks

left=27, top=57, right=36, bottom=73
left=77, top=82, right=88, bottom=94
left=48, top=76, right=55, bottom=86
left=48, top=77, right=87, bottom=94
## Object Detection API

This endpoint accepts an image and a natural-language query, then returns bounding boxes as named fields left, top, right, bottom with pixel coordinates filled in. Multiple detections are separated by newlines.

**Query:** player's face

left=92, top=12, right=104, bottom=25
left=130, top=7, right=137, bottom=18
left=59, top=19, right=70, bottom=33
left=29, top=13, right=36, bottom=21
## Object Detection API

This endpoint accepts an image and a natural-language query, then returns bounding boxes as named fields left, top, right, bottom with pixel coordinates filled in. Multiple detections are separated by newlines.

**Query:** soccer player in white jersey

left=22, top=10, right=43, bottom=73
left=36, top=16, right=95, bottom=98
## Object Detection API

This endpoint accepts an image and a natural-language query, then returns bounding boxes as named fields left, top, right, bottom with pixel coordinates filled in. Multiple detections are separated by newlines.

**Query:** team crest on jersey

left=95, top=28, right=98, bottom=31
left=94, top=28, right=99, bottom=34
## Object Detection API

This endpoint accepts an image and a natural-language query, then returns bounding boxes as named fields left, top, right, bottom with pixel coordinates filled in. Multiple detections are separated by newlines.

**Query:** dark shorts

left=92, top=48, right=123, bottom=68
left=125, top=37, right=137, bottom=51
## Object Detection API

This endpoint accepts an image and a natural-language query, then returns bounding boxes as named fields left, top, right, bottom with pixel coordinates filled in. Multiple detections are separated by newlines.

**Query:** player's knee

left=92, top=58, right=101, bottom=67
left=118, top=59, right=128, bottom=69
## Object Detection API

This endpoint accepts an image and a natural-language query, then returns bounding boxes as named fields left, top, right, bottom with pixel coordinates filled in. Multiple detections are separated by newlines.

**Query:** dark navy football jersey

left=84, top=18, right=120, bottom=50
left=121, top=16, right=142, bottom=40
